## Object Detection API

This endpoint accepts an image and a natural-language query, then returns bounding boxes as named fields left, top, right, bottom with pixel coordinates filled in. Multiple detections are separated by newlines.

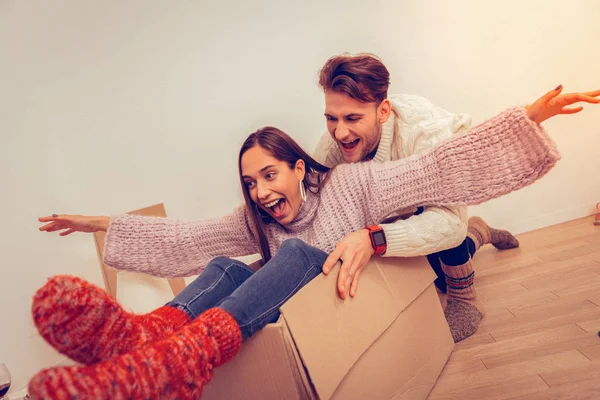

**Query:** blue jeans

left=167, top=238, right=328, bottom=341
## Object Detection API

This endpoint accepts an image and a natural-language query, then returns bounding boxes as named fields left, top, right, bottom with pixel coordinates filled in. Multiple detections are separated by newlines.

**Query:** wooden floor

left=429, top=216, right=600, bottom=400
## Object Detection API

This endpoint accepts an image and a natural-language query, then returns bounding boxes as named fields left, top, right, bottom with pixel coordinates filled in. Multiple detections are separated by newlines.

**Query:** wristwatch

left=365, top=225, right=387, bottom=255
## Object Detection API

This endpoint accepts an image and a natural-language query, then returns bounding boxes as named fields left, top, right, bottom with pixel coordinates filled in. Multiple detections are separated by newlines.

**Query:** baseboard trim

left=506, top=204, right=596, bottom=235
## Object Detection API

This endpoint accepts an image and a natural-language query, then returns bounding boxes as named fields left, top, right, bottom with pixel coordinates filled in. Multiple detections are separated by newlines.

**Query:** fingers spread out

left=542, top=85, right=563, bottom=102
left=560, top=106, right=584, bottom=114
left=338, top=255, right=356, bottom=299
left=323, top=247, right=343, bottom=275
left=583, top=89, right=600, bottom=98
left=45, top=225, right=65, bottom=232
left=350, top=267, right=364, bottom=298
left=39, top=222, right=57, bottom=231
left=566, top=93, right=600, bottom=104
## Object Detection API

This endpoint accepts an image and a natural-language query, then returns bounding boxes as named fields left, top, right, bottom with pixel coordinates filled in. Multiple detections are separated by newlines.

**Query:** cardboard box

left=203, top=255, right=454, bottom=400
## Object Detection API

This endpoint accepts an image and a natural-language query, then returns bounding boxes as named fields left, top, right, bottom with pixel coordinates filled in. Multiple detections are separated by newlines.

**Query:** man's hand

left=322, top=229, right=375, bottom=299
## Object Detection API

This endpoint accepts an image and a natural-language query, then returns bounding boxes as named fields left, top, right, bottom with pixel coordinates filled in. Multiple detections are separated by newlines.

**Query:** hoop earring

left=299, top=179, right=307, bottom=202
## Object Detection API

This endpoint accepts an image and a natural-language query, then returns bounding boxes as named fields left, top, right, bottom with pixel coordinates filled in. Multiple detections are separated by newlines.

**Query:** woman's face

left=241, top=145, right=305, bottom=225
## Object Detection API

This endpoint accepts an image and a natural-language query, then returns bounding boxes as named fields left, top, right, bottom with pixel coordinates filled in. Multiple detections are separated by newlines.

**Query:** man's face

left=324, top=91, right=389, bottom=163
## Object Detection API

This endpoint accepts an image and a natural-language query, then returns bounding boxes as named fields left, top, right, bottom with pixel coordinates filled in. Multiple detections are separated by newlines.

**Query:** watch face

left=372, top=231, right=386, bottom=246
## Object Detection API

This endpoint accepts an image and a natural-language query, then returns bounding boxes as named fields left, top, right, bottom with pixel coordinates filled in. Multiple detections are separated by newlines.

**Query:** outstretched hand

left=38, top=214, right=110, bottom=236
left=526, top=85, right=600, bottom=124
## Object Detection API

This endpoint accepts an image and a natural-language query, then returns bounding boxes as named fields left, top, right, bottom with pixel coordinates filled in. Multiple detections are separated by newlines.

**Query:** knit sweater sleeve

left=381, top=96, right=471, bottom=256
left=381, top=206, right=468, bottom=257
left=103, top=205, right=258, bottom=278
left=335, top=106, right=560, bottom=224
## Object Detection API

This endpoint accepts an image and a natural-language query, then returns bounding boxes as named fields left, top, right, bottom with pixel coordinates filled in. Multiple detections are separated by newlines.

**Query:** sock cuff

left=202, top=308, right=242, bottom=366
left=152, top=305, right=192, bottom=323
left=446, top=271, right=475, bottom=291
left=441, top=260, right=477, bottom=300
left=467, top=217, right=492, bottom=247
left=466, top=231, right=483, bottom=250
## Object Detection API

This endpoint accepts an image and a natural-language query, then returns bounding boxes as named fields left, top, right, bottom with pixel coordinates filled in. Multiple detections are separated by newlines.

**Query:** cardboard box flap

left=281, top=255, right=436, bottom=399
left=376, top=255, right=438, bottom=311
left=203, top=320, right=313, bottom=400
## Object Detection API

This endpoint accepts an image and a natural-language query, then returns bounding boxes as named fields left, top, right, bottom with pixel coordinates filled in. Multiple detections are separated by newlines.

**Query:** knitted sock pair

left=32, top=275, right=192, bottom=365
left=29, top=276, right=241, bottom=399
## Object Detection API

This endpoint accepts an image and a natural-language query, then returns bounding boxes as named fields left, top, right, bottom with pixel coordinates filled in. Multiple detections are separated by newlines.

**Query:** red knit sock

left=28, top=308, right=241, bottom=400
left=32, top=275, right=191, bottom=365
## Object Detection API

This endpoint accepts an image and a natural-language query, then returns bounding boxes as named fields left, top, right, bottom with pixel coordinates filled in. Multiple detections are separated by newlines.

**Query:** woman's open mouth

left=264, top=198, right=287, bottom=219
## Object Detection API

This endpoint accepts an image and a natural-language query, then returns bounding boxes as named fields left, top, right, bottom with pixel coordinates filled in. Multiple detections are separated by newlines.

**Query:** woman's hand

left=38, top=214, right=110, bottom=236
left=525, top=85, right=600, bottom=124
left=322, top=229, right=375, bottom=300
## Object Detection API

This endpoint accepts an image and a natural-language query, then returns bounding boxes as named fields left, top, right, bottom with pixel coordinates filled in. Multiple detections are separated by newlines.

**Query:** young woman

left=29, top=87, right=598, bottom=399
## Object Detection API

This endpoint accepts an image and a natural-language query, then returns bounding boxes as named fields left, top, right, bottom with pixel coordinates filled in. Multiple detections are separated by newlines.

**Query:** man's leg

left=468, top=216, right=519, bottom=251
left=427, top=253, right=448, bottom=293
left=437, top=239, right=484, bottom=343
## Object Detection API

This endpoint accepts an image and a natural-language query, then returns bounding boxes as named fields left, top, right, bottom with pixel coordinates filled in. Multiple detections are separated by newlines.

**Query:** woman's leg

left=167, top=256, right=255, bottom=319
left=32, top=257, right=254, bottom=365
left=28, top=239, right=328, bottom=399
left=218, top=238, right=328, bottom=341
left=29, top=308, right=241, bottom=400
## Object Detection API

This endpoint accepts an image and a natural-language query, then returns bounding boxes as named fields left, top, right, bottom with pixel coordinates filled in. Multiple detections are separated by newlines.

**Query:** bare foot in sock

left=469, top=216, right=520, bottom=250
left=444, top=298, right=484, bottom=342
left=32, top=275, right=190, bottom=364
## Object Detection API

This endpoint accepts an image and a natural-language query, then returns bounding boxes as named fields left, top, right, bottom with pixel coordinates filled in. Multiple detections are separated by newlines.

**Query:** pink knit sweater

left=104, top=107, right=560, bottom=277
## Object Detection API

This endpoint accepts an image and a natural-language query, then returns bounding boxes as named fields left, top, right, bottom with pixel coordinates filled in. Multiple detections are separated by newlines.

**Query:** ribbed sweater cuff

left=381, top=224, right=412, bottom=256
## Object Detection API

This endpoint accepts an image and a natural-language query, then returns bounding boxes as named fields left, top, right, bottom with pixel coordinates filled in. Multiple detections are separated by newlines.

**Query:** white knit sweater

left=313, top=94, right=473, bottom=257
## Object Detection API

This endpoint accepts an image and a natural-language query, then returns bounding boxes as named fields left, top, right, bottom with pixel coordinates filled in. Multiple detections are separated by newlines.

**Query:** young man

left=314, top=53, right=519, bottom=342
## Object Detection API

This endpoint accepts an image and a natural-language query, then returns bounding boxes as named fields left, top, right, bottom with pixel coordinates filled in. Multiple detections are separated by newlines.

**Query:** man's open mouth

left=341, top=138, right=360, bottom=150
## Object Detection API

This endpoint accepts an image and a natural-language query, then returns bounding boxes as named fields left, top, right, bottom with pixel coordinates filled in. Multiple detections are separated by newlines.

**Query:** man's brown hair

left=319, top=53, right=391, bottom=104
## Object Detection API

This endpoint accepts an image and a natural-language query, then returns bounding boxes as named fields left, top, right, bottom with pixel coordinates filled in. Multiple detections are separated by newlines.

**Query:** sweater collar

left=280, top=190, right=319, bottom=233
left=371, top=106, right=397, bottom=163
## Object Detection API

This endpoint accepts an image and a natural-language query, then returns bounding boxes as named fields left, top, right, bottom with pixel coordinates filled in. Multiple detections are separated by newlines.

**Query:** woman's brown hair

left=238, top=127, right=330, bottom=264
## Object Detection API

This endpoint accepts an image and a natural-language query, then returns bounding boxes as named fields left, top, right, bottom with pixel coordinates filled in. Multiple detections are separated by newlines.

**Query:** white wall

left=1, top=0, right=599, bottom=392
